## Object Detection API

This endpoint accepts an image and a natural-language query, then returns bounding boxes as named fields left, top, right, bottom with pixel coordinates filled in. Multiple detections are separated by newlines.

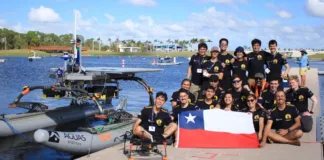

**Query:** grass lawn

left=308, top=54, right=324, bottom=59
left=0, top=49, right=48, bottom=56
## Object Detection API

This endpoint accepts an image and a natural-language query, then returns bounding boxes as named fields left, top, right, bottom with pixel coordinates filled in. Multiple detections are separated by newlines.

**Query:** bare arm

left=187, top=66, right=192, bottom=79
left=289, top=116, right=301, bottom=131
left=132, top=118, right=142, bottom=132
left=259, top=117, right=265, bottom=136
left=216, top=72, right=224, bottom=80
left=309, top=95, right=318, bottom=113
left=282, top=64, right=290, bottom=77
left=260, top=120, right=273, bottom=147
left=171, top=101, right=178, bottom=108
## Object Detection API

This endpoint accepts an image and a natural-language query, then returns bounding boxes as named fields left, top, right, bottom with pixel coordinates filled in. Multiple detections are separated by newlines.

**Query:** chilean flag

left=176, top=109, right=259, bottom=148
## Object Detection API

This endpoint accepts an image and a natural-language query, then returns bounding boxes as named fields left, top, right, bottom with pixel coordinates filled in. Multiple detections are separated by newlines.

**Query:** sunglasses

left=247, top=99, right=255, bottom=102
left=232, top=80, right=241, bottom=83
left=220, top=43, right=228, bottom=47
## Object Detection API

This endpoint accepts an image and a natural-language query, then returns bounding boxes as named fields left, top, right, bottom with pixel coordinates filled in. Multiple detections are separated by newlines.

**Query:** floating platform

left=318, top=71, right=324, bottom=75
left=77, top=68, right=323, bottom=160
left=0, top=59, right=6, bottom=63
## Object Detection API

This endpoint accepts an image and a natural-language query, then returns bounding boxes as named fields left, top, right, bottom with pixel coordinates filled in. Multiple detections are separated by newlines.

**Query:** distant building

left=119, top=46, right=141, bottom=52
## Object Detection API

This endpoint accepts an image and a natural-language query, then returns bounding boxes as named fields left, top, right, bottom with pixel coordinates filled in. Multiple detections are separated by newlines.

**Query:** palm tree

left=108, top=38, right=111, bottom=48
left=97, top=37, right=101, bottom=50
left=207, top=39, right=212, bottom=47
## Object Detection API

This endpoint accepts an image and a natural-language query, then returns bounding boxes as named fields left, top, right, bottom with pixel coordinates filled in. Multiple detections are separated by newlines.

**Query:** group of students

left=131, top=38, right=318, bottom=148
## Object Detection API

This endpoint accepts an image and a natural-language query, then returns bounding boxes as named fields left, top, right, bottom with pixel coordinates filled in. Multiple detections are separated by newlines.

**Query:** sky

left=0, top=0, right=323, bottom=50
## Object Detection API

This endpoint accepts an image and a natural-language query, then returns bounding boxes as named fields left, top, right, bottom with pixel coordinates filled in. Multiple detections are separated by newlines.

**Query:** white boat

left=0, top=59, right=6, bottom=63
left=28, top=52, right=41, bottom=61
left=151, top=56, right=184, bottom=66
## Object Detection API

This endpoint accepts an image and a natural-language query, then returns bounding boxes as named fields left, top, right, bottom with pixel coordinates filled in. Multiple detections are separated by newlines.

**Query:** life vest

left=251, top=81, right=268, bottom=98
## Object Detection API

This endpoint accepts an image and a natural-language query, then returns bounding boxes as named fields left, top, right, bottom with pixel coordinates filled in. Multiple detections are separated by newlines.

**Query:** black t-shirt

left=247, top=51, right=269, bottom=78
left=285, top=87, right=314, bottom=113
left=218, top=54, right=233, bottom=78
left=171, top=104, right=197, bottom=123
left=195, top=99, right=218, bottom=110
left=270, top=105, right=299, bottom=130
left=228, top=88, right=250, bottom=111
left=198, top=87, right=225, bottom=104
left=138, top=106, right=172, bottom=135
left=231, top=59, right=248, bottom=83
left=189, top=55, right=210, bottom=85
left=260, top=90, right=276, bottom=110
left=251, top=109, right=265, bottom=132
left=201, top=60, right=224, bottom=88
left=170, top=89, right=196, bottom=104
left=266, top=53, right=287, bottom=81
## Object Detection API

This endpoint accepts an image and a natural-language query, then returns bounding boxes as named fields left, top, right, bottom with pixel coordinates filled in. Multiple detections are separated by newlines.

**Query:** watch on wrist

left=310, top=111, right=314, bottom=114
left=287, top=128, right=291, bottom=133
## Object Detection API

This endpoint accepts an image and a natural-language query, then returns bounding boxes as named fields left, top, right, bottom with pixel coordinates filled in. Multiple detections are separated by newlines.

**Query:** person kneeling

left=132, top=91, right=177, bottom=143
left=260, top=91, right=303, bottom=147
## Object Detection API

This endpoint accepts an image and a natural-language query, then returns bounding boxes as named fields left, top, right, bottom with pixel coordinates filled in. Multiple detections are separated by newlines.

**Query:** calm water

left=0, top=56, right=324, bottom=160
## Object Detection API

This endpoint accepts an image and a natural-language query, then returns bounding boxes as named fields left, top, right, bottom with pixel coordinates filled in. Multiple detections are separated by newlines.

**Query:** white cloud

left=306, top=0, right=324, bottom=18
left=263, top=20, right=278, bottom=27
left=281, top=26, right=294, bottom=33
left=139, top=16, right=154, bottom=27
left=276, top=10, right=292, bottom=18
left=104, top=13, right=115, bottom=23
left=167, top=24, right=185, bottom=32
left=123, top=0, right=157, bottom=7
left=74, top=9, right=97, bottom=27
left=236, top=0, right=248, bottom=4
left=28, top=6, right=61, bottom=22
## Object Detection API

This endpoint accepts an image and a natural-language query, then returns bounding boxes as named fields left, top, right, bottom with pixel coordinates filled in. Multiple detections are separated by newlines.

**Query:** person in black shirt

left=170, top=79, right=196, bottom=109
left=285, top=75, right=318, bottom=132
left=133, top=92, right=177, bottom=142
left=259, top=79, right=280, bottom=111
left=228, top=75, right=252, bottom=111
left=246, top=94, right=265, bottom=141
left=247, top=39, right=270, bottom=87
left=202, top=46, right=224, bottom=89
left=171, top=89, right=197, bottom=123
left=260, top=91, right=303, bottom=147
left=265, top=40, right=290, bottom=89
left=250, top=73, right=269, bottom=99
left=216, top=92, right=239, bottom=111
left=198, top=75, right=225, bottom=104
left=187, top=42, right=210, bottom=101
left=232, top=46, right=248, bottom=86
left=195, top=86, right=218, bottom=110
left=218, top=38, right=234, bottom=91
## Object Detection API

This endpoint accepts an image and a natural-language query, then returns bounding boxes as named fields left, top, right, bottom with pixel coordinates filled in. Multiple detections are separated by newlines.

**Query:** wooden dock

left=78, top=68, right=323, bottom=160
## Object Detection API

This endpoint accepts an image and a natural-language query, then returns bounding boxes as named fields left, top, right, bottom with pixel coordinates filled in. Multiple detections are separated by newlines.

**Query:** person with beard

left=259, top=79, right=280, bottom=111
left=133, top=92, right=177, bottom=142
left=198, top=75, right=225, bottom=104
left=201, top=46, right=224, bottom=90
left=170, top=79, right=196, bottom=109
left=218, top=38, right=234, bottom=91
left=216, top=92, right=236, bottom=111
left=250, top=73, right=269, bottom=99
left=265, top=40, right=290, bottom=89
left=246, top=94, right=265, bottom=141
left=228, top=75, right=252, bottom=111
left=171, top=88, right=197, bottom=123
left=187, top=42, right=210, bottom=101
left=247, top=39, right=270, bottom=87
left=260, top=91, right=303, bottom=147
left=285, top=75, right=317, bottom=132
left=195, top=86, right=218, bottom=110
left=232, top=46, right=249, bottom=87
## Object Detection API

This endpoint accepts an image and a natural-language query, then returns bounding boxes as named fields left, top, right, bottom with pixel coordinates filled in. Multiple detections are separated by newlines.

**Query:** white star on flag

left=185, top=113, right=196, bottom=124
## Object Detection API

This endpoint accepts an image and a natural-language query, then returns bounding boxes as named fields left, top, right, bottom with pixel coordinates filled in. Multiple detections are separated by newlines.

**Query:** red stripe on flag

left=178, top=128, right=259, bottom=148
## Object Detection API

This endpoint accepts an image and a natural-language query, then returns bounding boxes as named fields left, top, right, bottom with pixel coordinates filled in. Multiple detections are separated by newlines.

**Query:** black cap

left=156, top=91, right=168, bottom=101
left=209, top=75, right=219, bottom=82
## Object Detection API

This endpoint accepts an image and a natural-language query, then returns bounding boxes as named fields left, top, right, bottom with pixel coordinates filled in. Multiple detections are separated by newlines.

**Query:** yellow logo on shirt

left=203, top=60, right=208, bottom=63
left=188, top=99, right=191, bottom=103
left=210, top=105, right=215, bottom=109
left=257, top=55, right=262, bottom=60
left=298, top=95, right=304, bottom=101
left=225, top=59, right=230, bottom=64
left=156, top=119, right=162, bottom=126
left=285, top=114, right=291, bottom=120
left=273, top=59, right=278, bottom=64
left=274, top=100, right=276, bottom=104
left=214, top=66, right=219, bottom=71
left=254, top=115, right=260, bottom=120
left=214, top=95, right=218, bottom=101
left=241, top=96, right=246, bottom=101
left=241, top=64, right=246, bottom=69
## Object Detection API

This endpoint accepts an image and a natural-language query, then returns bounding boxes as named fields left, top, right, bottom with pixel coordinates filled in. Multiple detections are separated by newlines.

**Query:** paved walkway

left=78, top=68, right=323, bottom=160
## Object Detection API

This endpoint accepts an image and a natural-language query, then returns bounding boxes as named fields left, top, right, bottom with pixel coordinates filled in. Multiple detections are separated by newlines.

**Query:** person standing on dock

left=297, top=50, right=309, bottom=87
left=218, top=38, right=234, bottom=91
left=187, top=42, right=210, bottom=101
left=260, top=91, right=303, bottom=147
left=132, top=92, right=177, bottom=142
left=265, top=40, right=290, bottom=89
left=285, top=75, right=318, bottom=132
left=170, top=79, right=196, bottom=109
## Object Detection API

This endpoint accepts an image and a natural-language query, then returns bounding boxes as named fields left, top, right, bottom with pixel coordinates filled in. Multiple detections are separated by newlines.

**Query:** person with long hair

left=216, top=92, right=236, bottom=111
left=246, top=94, right=265, bottom=141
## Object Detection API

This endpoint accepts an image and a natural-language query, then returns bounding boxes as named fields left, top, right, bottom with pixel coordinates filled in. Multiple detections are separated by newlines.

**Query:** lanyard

left=151, top=107, right=158, bottom=123
left=207, top=61, right=217, bottom=72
